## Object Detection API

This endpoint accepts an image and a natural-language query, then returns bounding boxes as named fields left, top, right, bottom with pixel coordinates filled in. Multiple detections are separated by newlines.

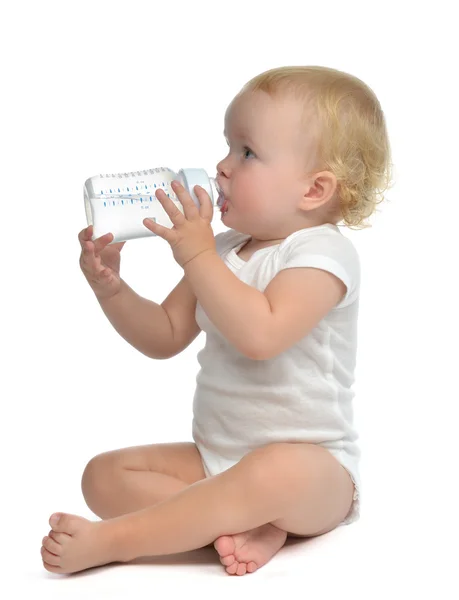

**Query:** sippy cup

left=83, top=167, right=225, bottom=244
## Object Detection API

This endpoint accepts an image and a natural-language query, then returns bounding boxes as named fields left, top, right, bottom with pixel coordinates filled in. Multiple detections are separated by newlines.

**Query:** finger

left=81, top=238, right=98, bottom=269
left=78, top=226, right=92, bottom=248
left=80, top=236, right=98, bottom=260
left=92, top=232, right=114, bottom=255
left=81, top=243, right=106, bottom=281
left=194, top=185, right=213, bottom=221
left=143, top=217, right=172, bottom=242
left=80, top=233, right=104, bottom=267
left=80, top=244, right=98, bottom=279
left=81, top=230, right=113, bottom=255
left=156, top=187, right=186, bottom=226
left=171, top=180, right=200, bottom=220
left=78, top=225, right=110, bottom=252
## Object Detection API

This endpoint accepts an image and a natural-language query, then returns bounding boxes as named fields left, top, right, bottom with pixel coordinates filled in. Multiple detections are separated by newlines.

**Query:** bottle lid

left=178, top=168, right=221, bottom=207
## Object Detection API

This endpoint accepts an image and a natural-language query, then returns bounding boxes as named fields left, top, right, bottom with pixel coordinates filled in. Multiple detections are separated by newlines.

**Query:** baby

left=41, top=65, right=393, bottom=576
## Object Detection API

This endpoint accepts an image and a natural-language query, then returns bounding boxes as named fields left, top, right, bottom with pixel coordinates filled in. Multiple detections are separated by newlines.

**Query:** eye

left=225, top=141, right=255, bottom=159
left=243, top=147, right=255, bottom=159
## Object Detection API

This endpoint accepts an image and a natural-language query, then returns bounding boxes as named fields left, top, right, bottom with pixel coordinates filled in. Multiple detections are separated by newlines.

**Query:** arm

left=183, top=251, right=347, bottom=360
left=96, top=279, right=175, bottom=360
left=183, top=251, right=272, bottom=359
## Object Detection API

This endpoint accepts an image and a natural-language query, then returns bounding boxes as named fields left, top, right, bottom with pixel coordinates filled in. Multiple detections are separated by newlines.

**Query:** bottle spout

left=211, top=177, right=222, bottom=195
left=210, top=177, right=225, bottom=207
left=177, top=168, right=223, bottom=207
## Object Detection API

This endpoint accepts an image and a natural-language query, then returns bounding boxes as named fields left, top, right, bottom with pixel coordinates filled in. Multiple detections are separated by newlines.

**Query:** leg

left=42, top=441, right=355, bottom=575
left=268, top=442, right=355, bottom=536
left=81, top=441, right=207, bottom=519
left=80, top=441, right=218, bottom=549
left=102, top=441, right=355, bottom=561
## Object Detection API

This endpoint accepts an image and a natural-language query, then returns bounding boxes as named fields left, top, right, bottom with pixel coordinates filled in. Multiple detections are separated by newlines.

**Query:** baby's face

left=216, top=90, right=321, bottom=239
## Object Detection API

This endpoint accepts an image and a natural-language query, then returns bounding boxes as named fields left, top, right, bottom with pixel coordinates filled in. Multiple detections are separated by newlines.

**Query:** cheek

left=233, top=171, right=273, bottom=211
left=245, top=173, right=269, bottom=198
left=232, top=178, right=257, bottom=206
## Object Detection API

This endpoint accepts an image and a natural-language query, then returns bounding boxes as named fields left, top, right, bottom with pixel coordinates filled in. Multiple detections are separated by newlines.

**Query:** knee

left=238, top=443, right=294, bottom=491
left=80, top=453, right=115, bottom=500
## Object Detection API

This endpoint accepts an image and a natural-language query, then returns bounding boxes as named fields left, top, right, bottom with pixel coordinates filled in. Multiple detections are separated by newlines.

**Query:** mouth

left=217, top=191, right=229, bottom=214
left=217, top=190, right=225, bottom=207
left=220, top=197, right=229, bottom=215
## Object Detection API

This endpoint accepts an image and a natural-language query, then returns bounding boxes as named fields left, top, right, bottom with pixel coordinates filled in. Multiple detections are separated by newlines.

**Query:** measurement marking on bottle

left=98, top=193, right=176, bottom=209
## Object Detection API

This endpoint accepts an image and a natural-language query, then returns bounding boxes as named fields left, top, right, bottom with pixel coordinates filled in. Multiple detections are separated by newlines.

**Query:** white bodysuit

left=192, top=223, right=361, bottom=526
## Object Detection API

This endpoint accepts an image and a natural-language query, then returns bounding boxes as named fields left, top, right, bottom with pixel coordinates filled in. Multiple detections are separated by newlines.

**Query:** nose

left=216, top=157, right=230, bottom=185
left=217, top=161, right=229, bottom=190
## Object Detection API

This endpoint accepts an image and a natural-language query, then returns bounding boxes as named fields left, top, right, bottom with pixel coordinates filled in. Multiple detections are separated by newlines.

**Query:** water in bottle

left=83, top=167, right=225, bottom=243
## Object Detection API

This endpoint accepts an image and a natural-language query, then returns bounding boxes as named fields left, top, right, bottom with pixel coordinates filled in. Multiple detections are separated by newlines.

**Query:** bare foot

left=213, top=523, right=288, bottom=576
left=41, top=513, right=121, bottom=574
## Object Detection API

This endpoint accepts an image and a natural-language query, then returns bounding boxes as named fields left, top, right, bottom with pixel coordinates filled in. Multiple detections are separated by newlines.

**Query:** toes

left=43, top=535, right=62, bottom=556
left=226, top=560, right=239, bottom=575
left=226, top=560, right=247, bottom=576
left=41, top=546, right=60, bottom=567
left=49, top=512, right=81, bottom=533
left=224, top=559, right=257, bottom=576
left=214, top=535, right=238, bottom=568
left=48, top=529, right=71, bottom=544
left=49, top=513, right=64, bottom=529
left=214, top=535, right=235, bottom=557
left=43, top=561, right=63, bottom=574
left=247, top=561, right=258, bottom=573
left=220, top=553, right=235, bottom=567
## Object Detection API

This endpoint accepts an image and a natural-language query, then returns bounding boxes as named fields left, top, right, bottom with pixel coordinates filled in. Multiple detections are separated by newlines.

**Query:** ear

left=299, top=171, right=338, bottom=210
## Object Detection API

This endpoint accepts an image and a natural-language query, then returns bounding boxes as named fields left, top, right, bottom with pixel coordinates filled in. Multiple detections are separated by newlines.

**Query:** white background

left=2, top=0, right=458, bottom=597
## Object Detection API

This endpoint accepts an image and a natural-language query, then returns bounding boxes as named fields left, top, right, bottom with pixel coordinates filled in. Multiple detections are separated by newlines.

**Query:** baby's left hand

left=143, top=180, right=217, bottom=268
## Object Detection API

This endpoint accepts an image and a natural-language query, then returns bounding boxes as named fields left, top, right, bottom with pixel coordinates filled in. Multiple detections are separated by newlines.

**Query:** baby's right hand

left=78, top=225, right=126, bottom=299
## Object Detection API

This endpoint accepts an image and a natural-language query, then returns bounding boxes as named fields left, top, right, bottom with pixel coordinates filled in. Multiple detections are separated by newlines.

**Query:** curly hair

left=236, top=65, right=395, bottom=230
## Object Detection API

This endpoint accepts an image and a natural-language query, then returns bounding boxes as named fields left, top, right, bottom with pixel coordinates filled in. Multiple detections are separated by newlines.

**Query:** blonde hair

left=237, top=66, right=395, bottom=230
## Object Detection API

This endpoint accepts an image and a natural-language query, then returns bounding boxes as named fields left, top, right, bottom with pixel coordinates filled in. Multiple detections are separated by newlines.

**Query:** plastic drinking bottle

left=83, top=167, right=224, bottom=244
